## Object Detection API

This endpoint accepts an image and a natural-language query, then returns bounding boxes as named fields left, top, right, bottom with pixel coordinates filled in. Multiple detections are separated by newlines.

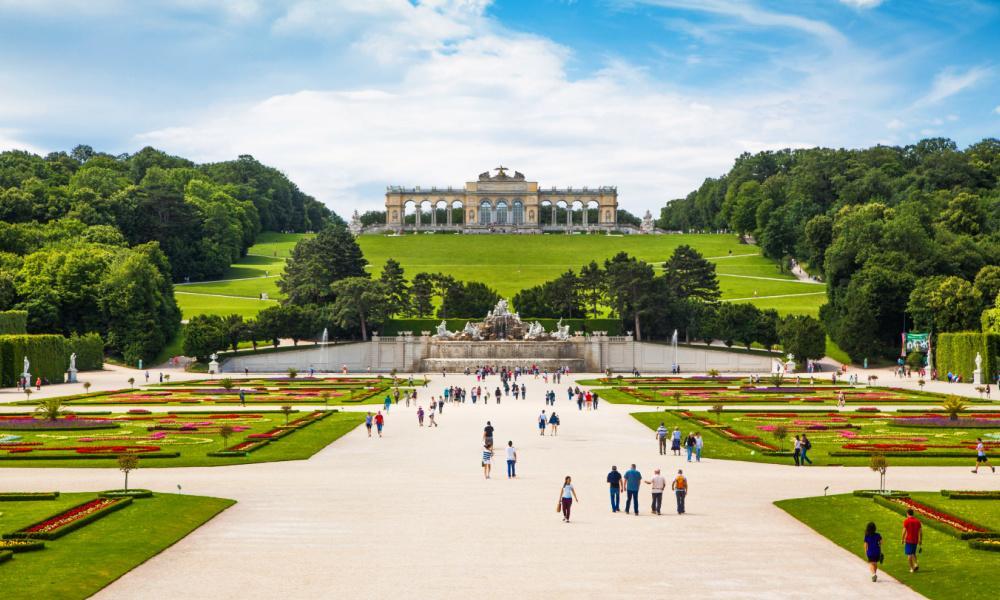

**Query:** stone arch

left=403, top=199, right=417, bottom=226
left=450, top=199, right=464, bottom=225
left=418, top=200, right=433, bottom=226
left=539, top=199, right=554, bottom=226
left=570, top=199, right=585, bottom=226
left=555, top=200, right=569, bottom=227
left=585, top=199, right=599, bottom=227
left=433, top=199, right=448, bottom=227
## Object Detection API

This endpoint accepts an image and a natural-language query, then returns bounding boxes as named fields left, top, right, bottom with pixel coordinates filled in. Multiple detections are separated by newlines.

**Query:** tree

left=869, top=454, right=887, bottom=492
left=410, top=272, right=435, bottom=317
left=281, top=404, right=293, bottom=425
left=118, top=453, right=139, bottom=491
left=183, top=314, right=226, bottom=361
left=221, top=314, right=247, bottom=353
left=942, top=395, right=967, bottom=421
left=803, top=215, right=833, bottom=276
left=278, top=225, right=367, bottom=306
left=754, top=309, right=781, bottom=351
left=778, top=315, right=826, bottom=364
left=253, top=305, right=299, bottom=348
left=379, top=258, right=409, bottom=317
left=219, top=424, right=235, bottom=450
left=604, top=252, right=656, bottom=340
left=664, top=245, right=720, bottom=302
left=578, top=261, right=605, bottom=317
left=710, top=403, right=724, bottom=423
left=907, top=276, right=982, bottom=333
left=973, top=265, right=1000, bottom=308
left=219, top=377, right=234, bottom=392
left=329, top=277, right=389, bottom=340
left=34, top=397, right=66, bottom=421
left=771, top=425, right=788, bottom=451
left=439, top=281, right=500, bottom=319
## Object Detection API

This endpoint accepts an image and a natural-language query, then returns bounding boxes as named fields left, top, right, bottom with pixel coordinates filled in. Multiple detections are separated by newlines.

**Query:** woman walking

left=417, top=406, right=424, bottom=426
left=684, top=432, right=696, bottom=462
left=863, top=522, right=883, bottom=582
left=549, top=412, right=560, bottom=436
left=558, top=476, right=579, bottom=523
left=482, top=444, right=493, bottom=479
left=365, top=412, right=373, bottom=437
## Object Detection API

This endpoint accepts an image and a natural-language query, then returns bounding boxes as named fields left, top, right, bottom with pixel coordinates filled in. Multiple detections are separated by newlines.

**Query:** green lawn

left=175, top=232, right=831, bottom=319
left=776, top=493, right=1000, bottom=598
left=0, top=492, right=233, bottom=600
left=0, top=410, right=365, bottom=468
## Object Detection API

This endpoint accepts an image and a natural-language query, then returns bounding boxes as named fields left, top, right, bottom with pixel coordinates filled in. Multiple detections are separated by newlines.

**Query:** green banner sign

left=903, top=332, right=930, bottom=354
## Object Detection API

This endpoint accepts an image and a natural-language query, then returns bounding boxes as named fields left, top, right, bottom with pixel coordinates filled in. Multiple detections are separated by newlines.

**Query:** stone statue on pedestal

left=67, top=352, right=78, bottom=383
left=434, top=321, right=456, bottom=339
left=973, top=351, right=983, bottom=385
left=348, top=210, right=363, bottom=236
left=208, top=352, right=220, bottom=375
left=640, top=210, right=655, bottom=234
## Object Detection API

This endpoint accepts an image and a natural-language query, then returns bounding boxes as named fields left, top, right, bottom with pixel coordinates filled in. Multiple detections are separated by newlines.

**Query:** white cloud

left=137, top=6, right=896, bottom=215
left=838, top=0, right=884, bottom=8
left=917, top=65, right=993, bottom=105
left=886, top=118, right=904, bottom=130
left=994, top=105, right=1000, bottom=115
left=640, top=0, right=848, bottom=48
left=0, top=130, right=44, bottom=154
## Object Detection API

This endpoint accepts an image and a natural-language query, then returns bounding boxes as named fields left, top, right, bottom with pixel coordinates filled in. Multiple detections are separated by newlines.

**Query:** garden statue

left=348, top=210, right=363, bottom=236
left=640, top=210, right=654, bottom=233
left=434, top=321, right=456, bottom=339
left=525, top=321, right=546, bottom=339
left=23, top=355, right=29, bottom=375
left=974, top=352, right=983, bottom=385
left=208, top=352, right=220, bottom=375
left=552, top=318, right=571, bottom=341
left=69, top=352, right=77, bottom=372
left=461, top=321, right=482, bottom=340
left=67, top=352, right=78, bottom=383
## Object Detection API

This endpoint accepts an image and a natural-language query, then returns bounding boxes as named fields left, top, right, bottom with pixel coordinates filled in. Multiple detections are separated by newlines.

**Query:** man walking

left=656, top=422, right=668, bottom=455
left=538, top=410, right=547, bottom=436
left=672, top=469, right=688, bottom=514
left=645, top=469, right=667, bottom=515
left=902, top=508, right=922, bottom=572
left=973, top=437, right=995, bottom=473
left=483, top=421, right=494, bottom=449
left=607, top=466, right=623, bottom=513
left=623, top=464, right=643, bottom=515
left=506, top=441, right=517, bottom=478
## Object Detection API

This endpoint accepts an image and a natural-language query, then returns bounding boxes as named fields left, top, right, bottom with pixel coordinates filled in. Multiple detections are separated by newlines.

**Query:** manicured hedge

left=0, top=550, right=11, bottom=564
left=379, top=318, right=623, bottom=336
left=67, top=333, right=104, bottom=371
left=941, top=490, right=1000, bottom=500
left=936, top=332, right=999, bottom=382
left=852, top=490, right=909, bottom=498
left=0, top=492, right=60, bottom=501
left=0, top=334, right=70, bottom=387
left=0, top=310, right=27, bottom=335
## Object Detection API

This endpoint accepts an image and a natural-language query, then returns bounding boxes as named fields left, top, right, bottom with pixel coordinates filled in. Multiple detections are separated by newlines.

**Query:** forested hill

left=0, top=145, right=339, bottom=281
left=0, top=145, right=339, bottom=362
left=659, top=138, right=1000, bottom=361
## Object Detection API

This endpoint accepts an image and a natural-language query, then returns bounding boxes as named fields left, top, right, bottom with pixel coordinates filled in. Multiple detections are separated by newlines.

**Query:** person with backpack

left=800, top=433, right=813, bottom=465
left=864, top=522, right=883, bottom=582
left=549, top=412, right=560, bottom=435
left=538, top=411, right=547, bottom=436
left=671, top=469, right=688, bottom=514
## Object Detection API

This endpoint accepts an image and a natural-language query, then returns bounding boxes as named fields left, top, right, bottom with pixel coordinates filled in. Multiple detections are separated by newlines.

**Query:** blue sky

left=0, top=0, right=997, bottom=215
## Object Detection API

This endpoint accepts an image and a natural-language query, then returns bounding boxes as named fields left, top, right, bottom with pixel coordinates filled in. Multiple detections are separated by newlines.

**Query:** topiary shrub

left=0, top=334, right=69, bottom=387
left=0, top=310, right=27, bottom=335
left=67, top=333, right=104, bottom=371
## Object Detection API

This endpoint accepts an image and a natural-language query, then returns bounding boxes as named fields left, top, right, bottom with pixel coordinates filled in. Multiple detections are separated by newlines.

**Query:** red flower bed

left=889, top=497, right=990, bottom=534
left=842, top=443, right=927, bottom=452
left=19, top=497, right=125, bottom=535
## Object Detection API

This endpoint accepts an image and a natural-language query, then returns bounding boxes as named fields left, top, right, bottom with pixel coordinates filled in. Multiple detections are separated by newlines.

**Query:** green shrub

left=936, top=332, right=999, bottom=382
left=0, top=492, right=60, bottom=501
left=67, top=333, right=104, bottom=371
left=0, top=334, right=69, bottom=387
left=0, top=310, right=27, bottom=335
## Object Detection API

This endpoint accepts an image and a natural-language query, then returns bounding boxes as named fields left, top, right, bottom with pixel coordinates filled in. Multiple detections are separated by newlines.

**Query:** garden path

left=5, top=373, right=996, bottom=599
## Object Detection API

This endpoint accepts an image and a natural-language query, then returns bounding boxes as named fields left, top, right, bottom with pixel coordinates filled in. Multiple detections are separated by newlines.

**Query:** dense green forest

left=659, top=138, right=1000, bottom=361
left=0, top=145, right=338, bottom=362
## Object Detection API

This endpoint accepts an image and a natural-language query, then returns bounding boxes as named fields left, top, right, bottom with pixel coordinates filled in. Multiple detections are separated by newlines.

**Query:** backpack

left=804, top=439, right=812, bottom=450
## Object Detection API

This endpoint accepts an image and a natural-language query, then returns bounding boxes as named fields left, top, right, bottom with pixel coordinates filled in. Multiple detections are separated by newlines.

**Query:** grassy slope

left=776, top=493, right=999, bottom=598
left=0, top=411, right=364, bottom=468
left=0, top=492, right=234, bottom=600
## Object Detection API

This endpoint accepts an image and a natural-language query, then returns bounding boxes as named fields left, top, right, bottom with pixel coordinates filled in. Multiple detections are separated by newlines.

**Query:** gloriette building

left=384, top=166, right=618, bottom=232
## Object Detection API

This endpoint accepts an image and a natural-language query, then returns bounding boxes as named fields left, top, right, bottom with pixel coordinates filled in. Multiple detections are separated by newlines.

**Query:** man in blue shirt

left=623, top=464, right=643, bottom=515
left=606, top=466, right=623, bottom=512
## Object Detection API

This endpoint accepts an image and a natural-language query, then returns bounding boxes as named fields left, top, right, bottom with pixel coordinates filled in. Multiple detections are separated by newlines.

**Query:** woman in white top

left=558, top=476, right=580, bottom=523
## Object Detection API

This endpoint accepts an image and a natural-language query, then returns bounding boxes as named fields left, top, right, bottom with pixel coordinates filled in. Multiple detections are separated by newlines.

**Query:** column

left=431, top=205, right=437, bottom=227
left=414, top=204, right=420, bottom=230
left=583, top=206, right=588, bottom=227
left=447, top=205, right=453, bottom=226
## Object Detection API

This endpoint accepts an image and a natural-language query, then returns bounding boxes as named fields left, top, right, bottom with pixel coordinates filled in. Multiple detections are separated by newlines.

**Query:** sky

left=0, top=0, right=998, bottom=216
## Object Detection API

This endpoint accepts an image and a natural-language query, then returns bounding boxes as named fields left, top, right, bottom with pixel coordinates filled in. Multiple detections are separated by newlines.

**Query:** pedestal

left=67, top=368, right=78, bottom=383
left=208, top=360, right=220, bottom=375
left=973, top=369, right=982, bottom=385
left=21, top=372, right=30, bottom=386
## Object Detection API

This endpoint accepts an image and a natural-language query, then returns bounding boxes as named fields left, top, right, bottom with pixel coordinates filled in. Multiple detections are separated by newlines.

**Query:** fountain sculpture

left=433, top=300, right=572, bottom=341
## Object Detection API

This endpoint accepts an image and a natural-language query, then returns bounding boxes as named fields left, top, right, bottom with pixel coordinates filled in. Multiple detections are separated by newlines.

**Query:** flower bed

left=968, top=538, right=1000, bottom=552
left=0, top=538, right=46, bottom=552
left=891, top=417, right=1000, bottom=428
left=0, top=418, right=119, bottom=431
left=4, top=496, right=132, bottom=540
left=874, top=496, right=994, bottom=539
left=852, top=490, right=910, bottom=498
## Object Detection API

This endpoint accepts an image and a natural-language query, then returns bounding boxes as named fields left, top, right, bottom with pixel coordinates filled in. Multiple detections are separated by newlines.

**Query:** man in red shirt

left=901, top=509, right=922, bottom=572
